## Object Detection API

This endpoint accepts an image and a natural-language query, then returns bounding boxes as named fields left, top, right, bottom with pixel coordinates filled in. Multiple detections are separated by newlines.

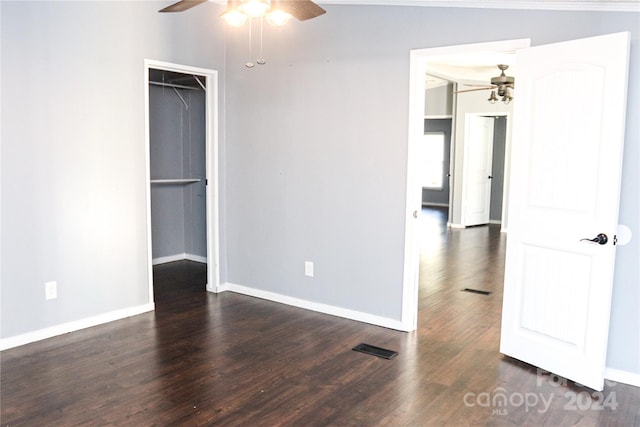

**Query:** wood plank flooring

left=2, top=207, right=639, bottom=426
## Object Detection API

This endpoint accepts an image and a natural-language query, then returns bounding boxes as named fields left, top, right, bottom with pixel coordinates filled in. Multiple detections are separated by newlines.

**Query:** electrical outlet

left=304, top=262, right=314, bottom=278
left=45, top=281, right=57, bottom=300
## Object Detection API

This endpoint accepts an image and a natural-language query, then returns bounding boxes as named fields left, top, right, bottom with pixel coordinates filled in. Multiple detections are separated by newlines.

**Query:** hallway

left=417, top=206, right=506, bottom=343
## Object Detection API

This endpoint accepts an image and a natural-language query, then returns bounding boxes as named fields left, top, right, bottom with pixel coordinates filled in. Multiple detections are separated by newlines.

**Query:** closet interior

left=148, top=68, right=207, bottom=271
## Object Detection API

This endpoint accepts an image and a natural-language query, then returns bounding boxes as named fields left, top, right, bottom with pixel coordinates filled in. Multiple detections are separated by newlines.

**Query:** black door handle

left=580, top=233, right=608, bottom=245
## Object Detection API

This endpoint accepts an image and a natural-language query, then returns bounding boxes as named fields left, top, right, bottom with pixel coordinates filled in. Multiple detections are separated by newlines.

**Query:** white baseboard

left=422, top=202, right=449, bottom=207
left=220, top=282, right=407, bottom=331
left=0, top=303, right=155, bottom=351
left=605, top=367, right=640, bottom=388
left=185, top=254, right=207, bottom=264
left=153, top=253, right=207, bottom=265
left=449, top=222, right=503, bottom=229
left=489, top=220, right=502, bottom=225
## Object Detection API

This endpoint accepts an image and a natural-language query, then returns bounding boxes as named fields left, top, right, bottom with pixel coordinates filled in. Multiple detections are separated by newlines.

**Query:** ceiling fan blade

left=159, top=0, right=207, bottom=13
left=463, top=83, right=497, bottom=87
left=454, top=86, right=495, bottom=94
left=279, top=0, right=326, bottom=21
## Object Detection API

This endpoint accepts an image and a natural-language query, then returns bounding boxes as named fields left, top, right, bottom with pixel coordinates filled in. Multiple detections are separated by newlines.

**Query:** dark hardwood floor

left=2, top=207, right=639, bottom=426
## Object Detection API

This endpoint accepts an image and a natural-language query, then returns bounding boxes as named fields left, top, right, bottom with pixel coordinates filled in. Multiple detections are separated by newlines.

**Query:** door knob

left=580, top=233, right=608, bottom=245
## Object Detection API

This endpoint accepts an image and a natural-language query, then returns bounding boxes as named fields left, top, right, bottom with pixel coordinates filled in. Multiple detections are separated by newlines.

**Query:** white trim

left=0, top=303, right=155, bottom=351
left=152, top=253, right=207, bottom=265
left=186, top=254, right=208, bottom=264
left=313, top=0, right=640, bottom=12
left=153, top=254, right=185, bottom=265
left=221, top=283, right=409, bottom=331
left=425, top=115, right=453, bottom=119
left=401, top=48, right=428, bottom=332
left=211, top=0, right=640, bottom=12
left=605, top=367, right=640, bottom=388
left=144, top=60, right=221, bottom=302
left=489, top=219, right=502, bottom=225
left=205, top=70, right=222, bottom=296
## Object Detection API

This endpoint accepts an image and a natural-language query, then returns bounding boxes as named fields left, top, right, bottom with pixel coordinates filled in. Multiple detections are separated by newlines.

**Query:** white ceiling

left=424, top=52, right=516, bottom=88
left=316, top=0, right=639, bottom=12
left=210, top=0, right=640, bottom=12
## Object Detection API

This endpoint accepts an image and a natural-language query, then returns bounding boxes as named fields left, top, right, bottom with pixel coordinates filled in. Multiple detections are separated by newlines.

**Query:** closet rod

left=171, top=87, right=189, bottom=109
left=150, top=81, right=201, bottom=91
left=193, top=76, right=206, bottom=91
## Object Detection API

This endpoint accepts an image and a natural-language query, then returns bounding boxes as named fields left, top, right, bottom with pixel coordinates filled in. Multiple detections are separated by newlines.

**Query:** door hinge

left=614, top=235, right=618, bottom=245
left=205, top=179, right=208, bottom=185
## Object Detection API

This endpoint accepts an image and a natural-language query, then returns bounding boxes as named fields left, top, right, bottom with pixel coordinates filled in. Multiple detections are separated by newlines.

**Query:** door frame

left=401, top=39, right=530, bottom=331
left=144, top=59, right=221, bottom=302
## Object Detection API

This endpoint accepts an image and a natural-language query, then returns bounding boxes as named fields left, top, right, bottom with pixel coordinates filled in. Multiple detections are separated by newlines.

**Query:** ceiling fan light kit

left=238, top=0, right=271, bottom=18
left=266, top=8, right=294, bottom=26
left=160, top=0, right=325, bottom=68
left=488, top=64, right=515, bottom=104
left=220, top=1, right=249, bottom=27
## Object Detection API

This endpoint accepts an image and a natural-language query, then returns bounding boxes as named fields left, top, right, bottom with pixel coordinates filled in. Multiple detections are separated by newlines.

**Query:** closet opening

left=144, top=60, right=220, bottom=303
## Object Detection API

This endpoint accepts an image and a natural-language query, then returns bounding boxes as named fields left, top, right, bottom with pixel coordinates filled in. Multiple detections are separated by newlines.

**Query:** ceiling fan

left=159, top=0, right=326, bottom=23
left=160, top=0, right=326, bottom=67
left=455, top=64, right=515, bottom=104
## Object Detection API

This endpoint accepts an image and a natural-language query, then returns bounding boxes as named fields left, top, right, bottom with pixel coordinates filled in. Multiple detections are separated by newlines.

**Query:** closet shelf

left=150, top=179, right=201, bottom=184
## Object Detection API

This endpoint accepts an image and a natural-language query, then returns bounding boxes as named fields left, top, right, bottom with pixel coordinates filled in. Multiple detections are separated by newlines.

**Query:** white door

left=461, top=115, right=494, bottom=226
left=500, top=32, right=630, bottom=391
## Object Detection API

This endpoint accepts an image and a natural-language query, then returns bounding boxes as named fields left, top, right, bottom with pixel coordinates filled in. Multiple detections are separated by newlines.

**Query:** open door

left=500, top=32, right=630, bottom=391
left=461, top=115, right=495, bottom=226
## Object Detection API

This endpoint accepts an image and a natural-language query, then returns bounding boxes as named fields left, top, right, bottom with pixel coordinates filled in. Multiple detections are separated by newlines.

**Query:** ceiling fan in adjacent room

left=159, top=0, right=326, bottom=68
left=455, top=64, right=515, bottom=104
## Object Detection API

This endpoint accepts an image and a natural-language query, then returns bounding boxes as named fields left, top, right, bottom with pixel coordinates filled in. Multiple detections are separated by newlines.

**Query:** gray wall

left=422, top=119, right=452, bottom=206
left=1, top=2, right=638, bottom=378
left=425, top=83, right=454, bottom=117
left=490, top=116, right=507, bottom=222
left=149, top=85, right=207, bottom=261
left=0, top=0, right=225, bottom=338
left=223, top=6, right=639, bottom=375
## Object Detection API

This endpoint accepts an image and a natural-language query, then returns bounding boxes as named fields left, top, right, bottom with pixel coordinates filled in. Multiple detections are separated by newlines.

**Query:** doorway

left=421, top=120, right=452, bottom=210
left=405, top=34, right=629, bottom=390
left=144, top=60, right=220, bottom=303
left=401, top=39, right=530, bottom=331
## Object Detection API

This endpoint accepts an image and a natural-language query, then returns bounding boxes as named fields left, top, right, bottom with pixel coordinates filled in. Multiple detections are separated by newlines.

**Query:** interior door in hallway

left=461, top=115, right=494, bottom=227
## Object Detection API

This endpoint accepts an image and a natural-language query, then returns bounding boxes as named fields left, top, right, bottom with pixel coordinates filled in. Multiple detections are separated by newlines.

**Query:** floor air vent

left=461, top=288, right=493, bottom=296
left=352, top=343, right=398, bottom=359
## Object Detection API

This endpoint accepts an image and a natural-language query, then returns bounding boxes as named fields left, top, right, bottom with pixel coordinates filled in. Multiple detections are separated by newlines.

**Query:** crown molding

left=316, top=0, right=640, bottom=12
left=208, top=0, right=640, bottom=13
